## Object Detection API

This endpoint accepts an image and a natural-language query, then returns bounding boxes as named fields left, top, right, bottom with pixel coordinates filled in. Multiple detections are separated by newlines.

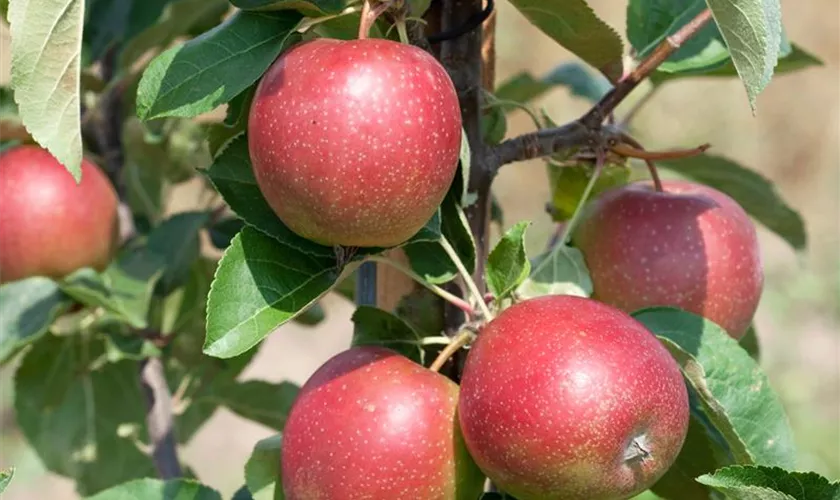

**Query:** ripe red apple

left=459, top=295, right=689, bottom=500
left=574, top=180, right=763, bottom=338
left=248, top=38, right=462, bottom=247
left=0, top=146, right=119, bottom=283
left=281, top=346, right=485, bottom=500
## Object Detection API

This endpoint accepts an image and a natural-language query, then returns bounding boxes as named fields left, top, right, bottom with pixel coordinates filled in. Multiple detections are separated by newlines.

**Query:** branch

left=581, top=8, right=713, bottom=128
left=139, top=357, right=183, bottom=479
left=487, top=120, right=595, bottom=168
left=488, top=8, right=714, bottom=169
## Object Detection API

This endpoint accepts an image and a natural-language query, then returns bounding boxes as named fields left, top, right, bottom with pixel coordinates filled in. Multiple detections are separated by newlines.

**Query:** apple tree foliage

left=0, top=0, right=836, bottom=499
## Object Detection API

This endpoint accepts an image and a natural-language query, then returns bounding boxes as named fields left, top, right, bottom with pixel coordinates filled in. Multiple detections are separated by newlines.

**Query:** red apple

left=281, top=346, right=485, bottom=500
left=574, top=180, right=763, bottom=338
left=248, top=38, right=462, bottom=247
left=459, top=295, right=689, bottom=500
left=0, top=146, right=119, bottom=283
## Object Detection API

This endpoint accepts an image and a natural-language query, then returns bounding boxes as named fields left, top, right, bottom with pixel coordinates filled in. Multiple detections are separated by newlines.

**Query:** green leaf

left=495, top=63, right=611, bottom=104
left=659, top=153, right=806, bottom=251
left=137, top=11, right=302, bottom=120
left=204, top=227, right=343, bottom=358
left=159, top=258, right=214, bottom=337
left=60, top=249, right=166, bottom=329
left=490, top=194, right=504, bottom=228
left=86, top=478, right=223, bottom=500
left=506, top=0, right=624, bottom=82
left=122, top=118, right=207, bottom=189
left=15, top=336, right=156, bottom=495
left=233, top=486, right=255, bottom=500
left=0, top=467, right=14, bottom=494
left=292, top=302, right=326, bottom=326
left=394, top=288, right=445, bottom=337
left=482, top=104, right=507, bottom=145
left=0, top=86, right=29, bottom=142
left=120, top=0, right=230, bottom=69
left=203, top=135, right=335, bottom=258
left=245, top=435, right=284, bottom=500
left=696, top=465, right=840, bottom=500
left=147, top=211, right=211, bottom=294
left=208, top=217, right=245, bottom=250
left=230, top=0, right=349, bottom=16
left=83, top=0, right=166, bottom=60
left=123, top=138, right=167, bottom=227
left=0, top=277, right=71, bottom=363
left=351, top=306, right=426, bottom=364
left=486, top=222, right=531, bottom=300
left=517, top=244, right=593, bottom=299
left=403, top=193, right=476, bottom=285
left=705, top=0, right=782, bottom=111
left=213, top=380, right=300, bottom=431
left=771, top=44, right=823, bottom=74
left=740, top=324, right=760, bottom=361
left=207, top=84, right=256, bottom=156
left=634, top=307, right=796, bottom=468
left=101, top=325, right=162, bottom=362
left=9, top=0, right=84, bottom=181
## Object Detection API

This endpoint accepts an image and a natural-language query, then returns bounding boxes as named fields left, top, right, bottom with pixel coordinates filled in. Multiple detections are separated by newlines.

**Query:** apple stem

left=368, top=254, right=476, bottom=317
left=645, top=159, right=665, bottom=192
left=439, top=235, right=495, bottom=321
left=614, top=133, right=671, bottom=192
left=358, top=0, right=391, bottom=40
left=429, top=329, right=475, bottom=372
left=556, top=149, right=606, bottom=246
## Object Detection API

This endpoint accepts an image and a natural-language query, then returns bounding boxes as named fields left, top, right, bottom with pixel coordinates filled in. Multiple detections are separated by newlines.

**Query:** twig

left=439, top=236, right=493, bottom=320
left=610, top=142, right=710, bottom=161
left=488, top=8, right=714, bottom=169
left=369, top=255, right=476, bottom=317
left=139, top=358, right=183, bottom=479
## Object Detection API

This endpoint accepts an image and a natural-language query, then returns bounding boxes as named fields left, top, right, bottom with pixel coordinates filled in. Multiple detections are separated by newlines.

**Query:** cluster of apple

left=245, top=38, right=763, bottom=500
left=0, top=33, right=764, bottom=500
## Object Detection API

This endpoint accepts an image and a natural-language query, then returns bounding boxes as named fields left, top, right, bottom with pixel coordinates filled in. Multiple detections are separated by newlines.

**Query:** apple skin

left=248, top=38, right=462, bottom=247
left=281, top=346, right=485, bottom=500
left=458, top=295, right=689, bottom=500
left=574, top=180, right=763, bottom=339
left=0, top=146, right=119, bottom=283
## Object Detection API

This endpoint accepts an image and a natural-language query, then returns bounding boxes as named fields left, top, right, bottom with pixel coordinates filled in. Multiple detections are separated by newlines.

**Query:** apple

left=248, top=38, right=462, bottom=248
left=574, top=180, right=763, bottom=338
left=458, top=295, right=689, bottom=500
left=0, top=145, right=119, bottom=283
left=281, top=346, right=485, bottom=500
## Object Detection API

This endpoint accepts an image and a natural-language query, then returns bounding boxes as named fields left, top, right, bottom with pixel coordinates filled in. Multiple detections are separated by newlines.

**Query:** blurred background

left=1, top=0, right=838, bottom=498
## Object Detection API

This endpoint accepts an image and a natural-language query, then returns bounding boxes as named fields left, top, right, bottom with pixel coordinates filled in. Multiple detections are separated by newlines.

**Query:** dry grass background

left=0, top=1, right=838, bottom=498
